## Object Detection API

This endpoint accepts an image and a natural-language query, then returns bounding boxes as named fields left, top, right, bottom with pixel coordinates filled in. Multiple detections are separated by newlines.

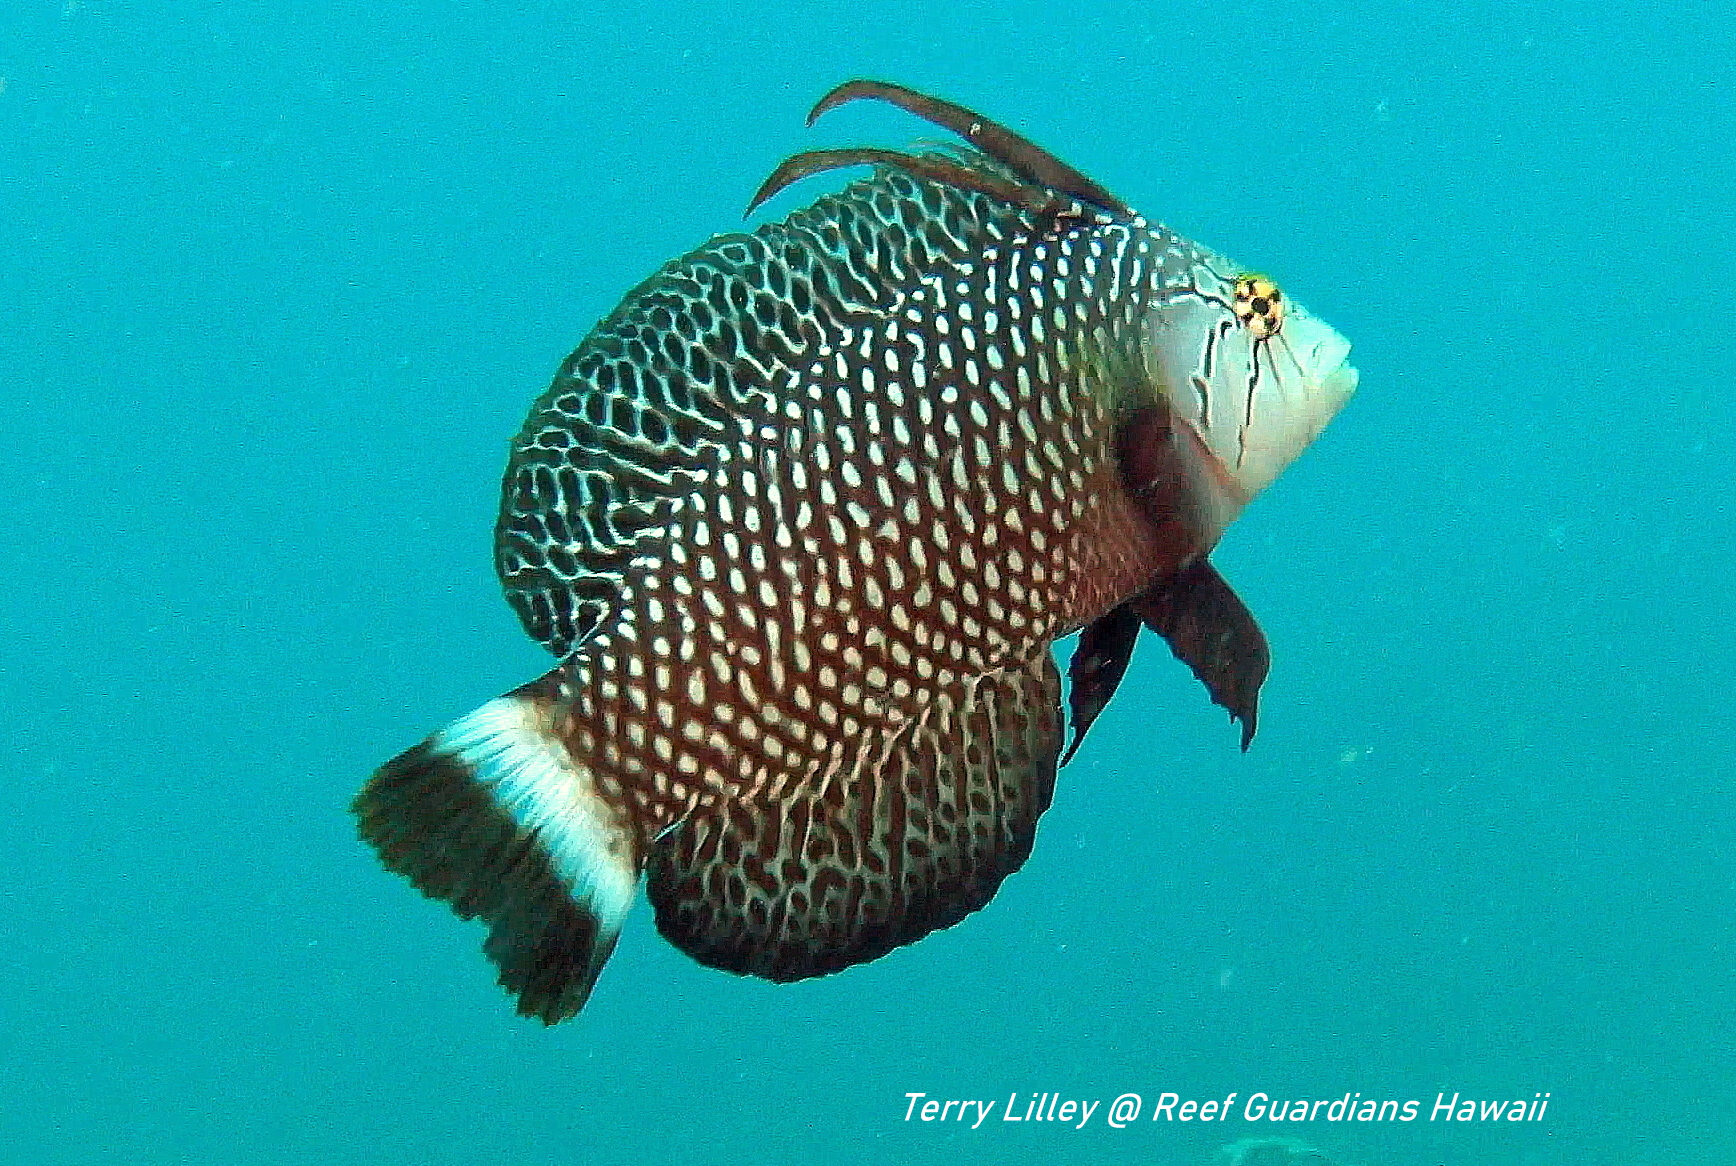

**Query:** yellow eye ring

left=1233, top=273, right=1284, bottom=339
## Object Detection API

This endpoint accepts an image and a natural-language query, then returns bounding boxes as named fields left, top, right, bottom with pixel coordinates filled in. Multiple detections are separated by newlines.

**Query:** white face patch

left=1140, top=256, right=1357, bottom=515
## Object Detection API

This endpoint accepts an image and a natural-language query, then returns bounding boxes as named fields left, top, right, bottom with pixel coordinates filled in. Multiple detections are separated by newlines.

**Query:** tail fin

left=353, top=672, right=639, bottom=1023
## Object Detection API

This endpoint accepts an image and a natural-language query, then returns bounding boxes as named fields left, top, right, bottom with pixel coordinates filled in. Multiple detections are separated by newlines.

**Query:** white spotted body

left=356, top=84, right=1357, bottom=1023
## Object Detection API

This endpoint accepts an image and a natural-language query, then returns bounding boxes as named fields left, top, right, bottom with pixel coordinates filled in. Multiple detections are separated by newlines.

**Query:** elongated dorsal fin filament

left=745, top=78, right=1130, bottom=221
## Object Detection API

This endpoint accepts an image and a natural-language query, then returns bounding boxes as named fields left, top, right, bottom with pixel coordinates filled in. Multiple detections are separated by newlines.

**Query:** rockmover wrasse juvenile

left=354, top=80, right=1358, bottom=1023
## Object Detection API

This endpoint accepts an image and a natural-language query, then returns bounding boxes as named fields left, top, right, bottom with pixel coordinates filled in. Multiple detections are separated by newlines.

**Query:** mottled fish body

left=355, top=81, right=1357, bottom=1022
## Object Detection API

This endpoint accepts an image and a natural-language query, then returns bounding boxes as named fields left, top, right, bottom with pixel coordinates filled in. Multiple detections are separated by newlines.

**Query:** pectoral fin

left=1130, top=558, right=1270, bottom=750
left=1062, top=559, right=1270, bottom=761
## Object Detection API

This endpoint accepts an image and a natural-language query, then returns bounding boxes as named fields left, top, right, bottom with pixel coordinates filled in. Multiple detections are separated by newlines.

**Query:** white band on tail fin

left=438, top=697, right=639, bottom=934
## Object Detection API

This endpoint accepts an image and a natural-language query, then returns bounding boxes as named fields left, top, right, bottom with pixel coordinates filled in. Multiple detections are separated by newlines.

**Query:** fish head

left=1137, top=254, right=1358, bottom=540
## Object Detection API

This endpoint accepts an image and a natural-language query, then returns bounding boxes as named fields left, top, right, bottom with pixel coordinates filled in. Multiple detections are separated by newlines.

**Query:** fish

left=353, top=80, right=1358, bottom=1023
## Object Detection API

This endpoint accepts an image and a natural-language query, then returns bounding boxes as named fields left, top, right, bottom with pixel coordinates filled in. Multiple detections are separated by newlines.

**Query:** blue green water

left=3, top=2, right=1732, bottom=1163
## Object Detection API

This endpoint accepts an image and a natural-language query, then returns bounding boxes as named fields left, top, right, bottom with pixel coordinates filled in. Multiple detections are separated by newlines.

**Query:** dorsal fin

left=809, top=79, right=1130, bottom=218
left=746, top=79, right=1131, bottom=220
left=746, top=146, right=1078, bottom=219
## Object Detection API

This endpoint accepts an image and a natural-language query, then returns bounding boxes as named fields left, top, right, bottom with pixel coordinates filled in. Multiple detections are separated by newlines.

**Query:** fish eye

left=1233, top=273, right=1284, bottom=340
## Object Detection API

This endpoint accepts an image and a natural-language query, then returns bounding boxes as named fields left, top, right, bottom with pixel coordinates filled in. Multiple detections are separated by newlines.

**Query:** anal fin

left=645, top=652, right=1063, bottom=982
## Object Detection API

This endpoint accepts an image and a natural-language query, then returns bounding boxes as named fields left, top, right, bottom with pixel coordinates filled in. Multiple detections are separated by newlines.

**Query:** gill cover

left=1141, top=267, right=1357, bottom=528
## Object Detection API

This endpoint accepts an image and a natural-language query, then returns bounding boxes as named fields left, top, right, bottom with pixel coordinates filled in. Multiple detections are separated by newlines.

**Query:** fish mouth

left=1294, top=327, right=1356, bottom=407
left=1292, top=330, right=1357, bottom=419
left=1196, top=342, right=1358, bottom=509
left=1321, top=356, right=1359, bottom=400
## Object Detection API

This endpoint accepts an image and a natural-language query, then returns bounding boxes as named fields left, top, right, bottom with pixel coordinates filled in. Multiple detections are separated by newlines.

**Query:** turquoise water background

left=4, top=2, right=1732, bottom=1163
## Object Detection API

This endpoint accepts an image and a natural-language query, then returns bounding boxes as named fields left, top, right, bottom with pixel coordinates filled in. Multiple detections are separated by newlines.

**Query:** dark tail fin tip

left=354, top=692, right=640, bottom=1023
